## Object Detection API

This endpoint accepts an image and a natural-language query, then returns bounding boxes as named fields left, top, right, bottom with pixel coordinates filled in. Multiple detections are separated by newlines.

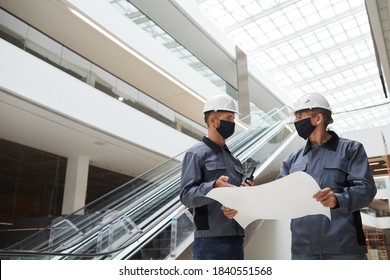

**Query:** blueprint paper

left=206, top=171, right=331, bottom=228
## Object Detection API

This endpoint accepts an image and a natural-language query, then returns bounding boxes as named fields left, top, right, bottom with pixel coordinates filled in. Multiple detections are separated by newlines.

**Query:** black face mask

left=217, top=120, right=235, bottom=139
left=294, top=117, right=316, bottom=140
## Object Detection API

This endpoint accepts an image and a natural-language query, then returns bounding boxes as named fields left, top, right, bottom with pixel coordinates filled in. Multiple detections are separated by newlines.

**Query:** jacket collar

left=303, top=130, right=339, bottom=155
left=202, top=136, right=231, bottom=154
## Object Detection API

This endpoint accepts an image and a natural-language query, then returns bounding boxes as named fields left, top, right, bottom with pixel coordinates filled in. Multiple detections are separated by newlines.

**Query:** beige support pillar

left=62, top=156, right=89, bottom=215
left=236, top=46, right=251, bottom=124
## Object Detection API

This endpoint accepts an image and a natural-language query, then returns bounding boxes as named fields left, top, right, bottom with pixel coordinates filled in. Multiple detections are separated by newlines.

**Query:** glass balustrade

left=0, top=8, right=206, bottom=140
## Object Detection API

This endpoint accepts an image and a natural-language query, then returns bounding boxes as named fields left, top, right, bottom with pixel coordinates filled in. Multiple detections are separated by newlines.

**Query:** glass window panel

left=25, top=27, right=62, bottom=65
left=90, top=65, right=117, bottom=96
left=60, top=48, right=91, bottom=83
left=116, top=79, right=139, bottom=102
left=0, top=9, right=29, bottom=40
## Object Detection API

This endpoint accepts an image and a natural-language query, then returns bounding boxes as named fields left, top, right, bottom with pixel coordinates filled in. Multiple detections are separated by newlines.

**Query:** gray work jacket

left=278, top=131, right=377, bottom=254
left=180, top=136, right=245, bottom=238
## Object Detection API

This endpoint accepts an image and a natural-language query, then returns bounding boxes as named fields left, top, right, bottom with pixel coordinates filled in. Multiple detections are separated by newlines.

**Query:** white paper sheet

left=206, top=171, right=331, bottom=228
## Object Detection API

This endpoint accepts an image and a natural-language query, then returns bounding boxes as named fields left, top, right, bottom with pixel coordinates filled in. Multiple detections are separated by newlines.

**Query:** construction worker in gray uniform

left=278, top=93, right=377, bottom=260
left=180, top=94, right=254, bottom=260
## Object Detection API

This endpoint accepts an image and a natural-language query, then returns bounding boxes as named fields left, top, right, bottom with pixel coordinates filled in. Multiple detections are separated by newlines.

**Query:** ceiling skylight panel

left=355, top=68, right=369, bottom=80
left=295, top=62, right=311, bottom=75
left=354, top=110, right=366, bottom=120
left=278, top=43, right=295, bottom=56
left=354, top=9, right=369, bottom=25
left=322, top=79, right=338, bottom=91
left=204, top=5, right=227, bottom=19
left=244, top=21, right=260, bottom=34
left=312, top=0, right=332, bottom=10
left=243, top=1, right=263, bottom=15
left=357, top=48, right=373, bottom=60
left=364, top=61, right=380, bottom=74
left=326, top=93, right=338, bottom=105
left=341, top=68, right=355, bottom=78
left=309, top=42, right=324, bottom=53
left=266, top=47, right=283, bottom=61
left=315, top=27, right=332, bottom=40
left=267, top=29, right=283, bottom=41
left=318, top=6, right=336, bottom=20
left=254, top=52, right=272, bottom=65
left=281, top=4, right=302, bottom=25
left=280, top=24, right=296, bottom=36
left=223, top=0, right=241, bottom=13
left=273, top=73, right=294, bottom=87
left=270, top=11, right=289, bottom=29
left=298, top=1, right=317, bottom=17
left=328, top=49, right=344, bottom=62
left=344, top=73, right=358, bottom=83
left=346, top=26, right=363, bottom=39
left=241, top=40, right=259, bottom=52
left=259, top=59, right=278, bottom=70
left=328, top=22, right=345, bottom=37
left=284, top=67, right=301, bottom=79
left=288, top=37, right=310, bottom=58
left=273, top=55, right=289, bottom=67
left=354, top=39, right=371, bottom=52
left=332, top=1, right=351, bottom=14
left=318, top=55, right=336, bottom=71
left=292, top=17, right=309, bottom=32
left=233, top=7, right=250, bottom=21
left=340, top=46, right=359, bottom=63
left=232, top=31, right=252, bottom=44
left=333, top=74, right=348, bottom=87
left=305, top=12, right=323, bottom=26
left=230, top=27, right=245, bottom=39
left=301, top=69, right=315, bottom=80
left=285, top=51, right=300, bottom=63
left=311, top=65, right=325, bottom=76
left=272, top=71, right=290, bottom=83
left=341, top=16, right=359, bottom=32
left=309, top=80, right=328, bottom=92
left=214, top=12, right=236, bottom=27
left=344, top=90, right=358, bottom=99
left=302, top=33, right=319, bottom=53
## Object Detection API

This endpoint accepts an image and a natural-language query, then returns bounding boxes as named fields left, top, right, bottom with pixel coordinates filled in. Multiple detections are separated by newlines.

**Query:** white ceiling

left=0, top=0, right=207, bottom=177
left=1, top=0, right=390, bottom=178
left=195, top=0, right=390, bottom=133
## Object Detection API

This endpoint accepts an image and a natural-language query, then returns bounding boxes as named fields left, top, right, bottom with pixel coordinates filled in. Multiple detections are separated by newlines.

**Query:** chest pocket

left=290, top=163, right=307, bottom=173
left=322, top=160, right=349, bottom=190
left=204, top=162, right=226, bottom=182
left=233, top=165, right=244, bottom=177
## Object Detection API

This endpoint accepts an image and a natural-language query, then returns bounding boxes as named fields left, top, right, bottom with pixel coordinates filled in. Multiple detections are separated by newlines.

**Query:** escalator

left=0, top=106, right=295, bottom=260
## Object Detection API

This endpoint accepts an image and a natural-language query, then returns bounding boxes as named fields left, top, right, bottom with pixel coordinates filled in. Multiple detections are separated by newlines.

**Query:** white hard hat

left=203, top=94, right=239, bottom=114
left=293, top=93, right=332, bottom=113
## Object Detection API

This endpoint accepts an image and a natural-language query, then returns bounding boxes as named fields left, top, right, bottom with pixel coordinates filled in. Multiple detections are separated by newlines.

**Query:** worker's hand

left=241, top=179, right=254, bottom=187
left=221, top=205, right=237, bottom=219
left=313, top=187, right=338, bottom=208
left=214, top=176, right=236, bottom=188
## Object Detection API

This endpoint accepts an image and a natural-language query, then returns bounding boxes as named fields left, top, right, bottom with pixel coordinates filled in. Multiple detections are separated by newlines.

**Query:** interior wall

left=338, top=124, right=390, bottom=158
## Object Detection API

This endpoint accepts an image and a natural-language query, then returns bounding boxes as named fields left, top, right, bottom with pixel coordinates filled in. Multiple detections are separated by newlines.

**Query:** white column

left=236, top=46, right=251, bottom=124
left=62, top=156, right=90, bottom=215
